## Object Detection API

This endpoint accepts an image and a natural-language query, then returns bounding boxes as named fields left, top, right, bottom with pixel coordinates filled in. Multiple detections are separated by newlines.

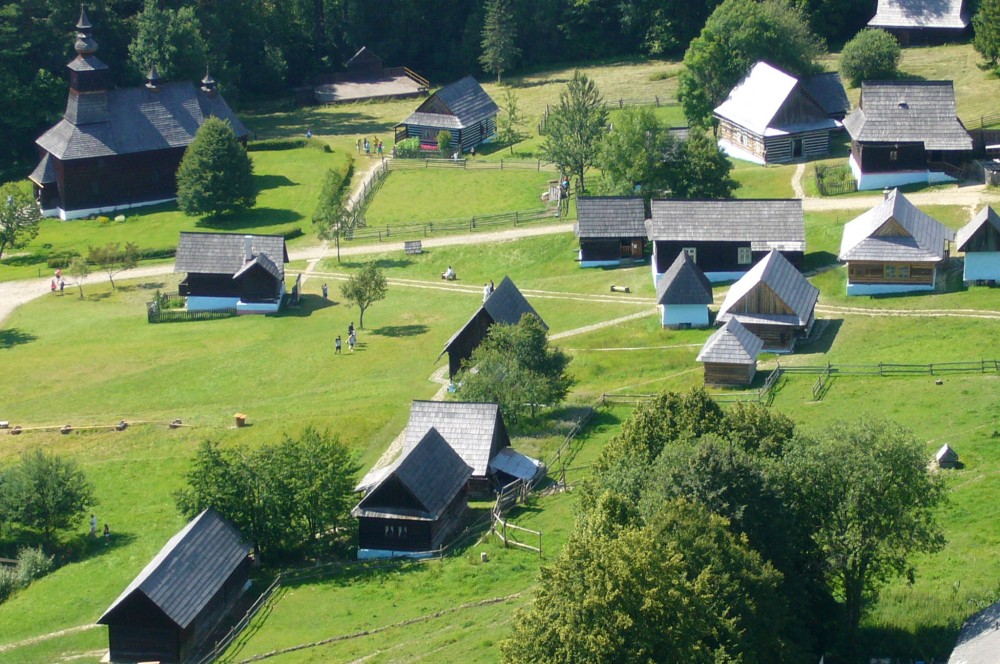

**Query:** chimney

left=244, top=235, right=253, bottom=261
left=883, top=187, right=891, bottom=201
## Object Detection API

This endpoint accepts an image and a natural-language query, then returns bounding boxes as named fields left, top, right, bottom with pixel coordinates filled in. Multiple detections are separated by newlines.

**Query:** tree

left=594, top=106, right=676, bottom=200
left=129, top=0, right=209, bottom=83
left=176, top=117, right=256, bottom=218
left=86, top=242, right=139, bottom=290
left=437, top=129, right=453, bottom=155
left=839, top=29, right=900, bottom=87
left=0, top=182, right=42, bottom=261
left=542, top=71, right=608, bottom=193
left=679, top=0, right=824, bottom=127
left=664, top=130, right=739, bottom=199
left=68, top=257, right=90, bottom=299
left=784, top=418, right=946, bottom=644
left=497, top=87, right=526, bottom=154
left=340, top=261, right=387, bottom=329
left=480, top=0, right=520, bottom=83
left=974, top=0, right=1000, bottom=69
left=4, top=449, right=96, bottom=547
left=455, top=314, right=572, bottom=427
left=313, top=162, right=354, bottom=263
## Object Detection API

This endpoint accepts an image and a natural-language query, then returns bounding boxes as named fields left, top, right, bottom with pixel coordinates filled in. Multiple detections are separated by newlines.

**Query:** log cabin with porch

left=646, top=199, right=805, bottom=283
left=714, top=62, right=849, bottom=164
left=716, top=249, right=819, bottom=352
left=352, top=428, right=473, bottom=560
left=29, top=9, right=247, bottom=220
left=839, top=188, right=953, bottom=295
left=394, top=76, right=498, bottom=153
left=656, top=251, right=714, bottom=328
left=843, top=81, right=972, bottom=190
left=868, top=0, right=970, bottom=44
left=575, top=196, right=648, bottom=267
left=697, top=318, right=765, bottom=387
left=955, top=206, right=1000, bottom=283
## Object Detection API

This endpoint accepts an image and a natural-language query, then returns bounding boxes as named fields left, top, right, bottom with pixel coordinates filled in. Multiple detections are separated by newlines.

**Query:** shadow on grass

left=58, top=531, right=139, bottom=565
left=196, top=207, right=303, bottom=230
left=255, top=174, right=297, bottom=191
left=370, top=324, right=428, bottom=337
left=118, top=282, right=166, bottom=293
left=803, top=251, right=839, bottom=272
left=797, top=319, right=842, bottom=355
left=340, top=257, right=413, bottom=270
left=0, top=328, right=38, bottom=350
left=280, top=294, right=337, bottom=316
left=0, top=253, right=46, bottom=268
left=858, top=622, right=959, bottom=663
left=247, top=109, right=394, bottom=140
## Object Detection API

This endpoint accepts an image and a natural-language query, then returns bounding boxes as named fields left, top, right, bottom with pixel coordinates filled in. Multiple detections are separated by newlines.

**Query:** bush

left=47, top=250, right=80, bottom=269
left=247, top=137, right=309, bottom=152
left=282, top=227, right=304, bottom=240
left=394, top=137, right=421, bottom=158
left=15, top=547, right=53, bottom=587
left=839, top=29, right=900, bottom=87
left=0, top=567, right=16, bottom=603
left=138, top=247, right=176, bottom=261
left=437, top=130, right=453, bottom=154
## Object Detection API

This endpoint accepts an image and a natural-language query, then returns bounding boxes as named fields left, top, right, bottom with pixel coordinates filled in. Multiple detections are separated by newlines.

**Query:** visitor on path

left=91, top=514, right=97, bottom=537
left=103, top=523, right=110, bottom=544
left=306, top=129, right=312, bottom=139
left=364, top=138, right=370, bottom=157
left=442, top=265, right=455, bottom=280
left=50, top=278, right=56, bottom=293
left=376, top=140, right=383, bottom=157
left=335, top=335, right=342, bottom=354
left=55, top=268, right=62, bottom=280
left=348, top=321, right=355, bottom=337
left=489, top=279, right=494, bottom=294
left=356, top=138, right=362, bottom=153
left=483, top=283, right=491, bottom=302
left=322, top=283, right=328, bottom=299
left=59, top=278, right=65, bottom=294
left=348, top=330, right=357, bottom=352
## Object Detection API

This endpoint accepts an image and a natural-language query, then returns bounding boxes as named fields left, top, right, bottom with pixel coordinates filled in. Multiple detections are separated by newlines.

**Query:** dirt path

left=0, top=623, right=99, bottom=653
left=791, top=162, right=806, bottom=199
left=801, top=183, right=1000, bottom=212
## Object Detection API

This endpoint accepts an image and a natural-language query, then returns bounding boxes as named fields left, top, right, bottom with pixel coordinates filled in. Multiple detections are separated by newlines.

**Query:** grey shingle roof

left=402, top=400, right=510, bottom=478
left=717, top=249, right=819, bottom=326
left=353, top=427, right=472, bottom=520
left=800, top=72, right=851, bottom=117
left=697, top=318, right=763, bottom=364
left=575, top=196, right=647, bottom=238
left=839, top=189, right=953, bottom=262
left=657, top=251, right=714, bottom=305
left=98, top=508, right=251, bottom=630
left=647, top=199, right=805, bottom=252
left=345, top=46, right=382, bottom=68
left=947, top=599, right=1000, bottom=664
left=955, top=206, right=1000, bottom=252
left=483, top=276, right=546, bottom=328
left=36, top=81, right=248, bottom=161
left=174, top=232, right=288, bottom=279
left=29, top=153, right=56, bottom=186
left=869, top=0, right=969, bottom=29
left=399, top=76, right=497, bottom=130
left=844, top=81, right=972, bottom=151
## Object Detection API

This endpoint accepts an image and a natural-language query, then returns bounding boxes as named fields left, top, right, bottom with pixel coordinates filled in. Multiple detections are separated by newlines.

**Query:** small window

left=683, top=247, right=697, bottom=262
left=889, top=150, right=898, bottom=161
left=898, top=265, right=910, bottom=279
left=737, top=247, right=753, bottom=265
left=884, top=265, right=897, bottom=279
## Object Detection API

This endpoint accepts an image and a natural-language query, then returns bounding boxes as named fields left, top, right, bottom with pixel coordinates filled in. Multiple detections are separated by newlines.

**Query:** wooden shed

left=352, top=427, right=472, bottom=559
left=574, top=196, right=648, bottom=267
left=716, top=249, right=819, bottom=352
left=97, top=508, right=252, bottom=664
left=955, top=206, right=1000, bottom=283
left=394, top=76, right=498, bottom=152
left=656, top=251, right=714, bottom=328
left=439, top=276, right=547, bottom=378
left=936, top=443, right=959, bottom=469
left=697, top=318, right=764, bottom=387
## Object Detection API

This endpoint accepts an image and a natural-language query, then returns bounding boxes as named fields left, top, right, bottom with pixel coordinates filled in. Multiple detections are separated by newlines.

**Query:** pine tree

left=480, top=0, right=520, bottom=83
left=542, top=71, right=608, bottom=193
left=176, top=117, right=256, bottom=218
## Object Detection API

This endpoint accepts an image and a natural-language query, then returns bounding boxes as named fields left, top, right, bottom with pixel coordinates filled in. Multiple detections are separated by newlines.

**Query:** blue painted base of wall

left=661, top=304, right=710, bottom=328
left=963, top=253, right=1000, bottom=281
left=846, top=282, right=934, bottom=296
left=187, top=296, right=240, bottom=312
left=849, top=154, right=957, bottom=191
left=357, top=548, right=437, bottom=560
left=580, top=258, right=621, bottom=268
left=705, top=271, right=748, bottom=283
left=237, top=301, right=281, bottom=314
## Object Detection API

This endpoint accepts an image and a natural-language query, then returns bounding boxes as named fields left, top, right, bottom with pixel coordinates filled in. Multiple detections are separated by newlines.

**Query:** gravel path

left=801, top=183, right=1000, bottom=212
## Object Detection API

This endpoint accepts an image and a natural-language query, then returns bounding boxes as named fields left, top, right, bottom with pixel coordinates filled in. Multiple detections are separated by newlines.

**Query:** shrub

left=839, top=29, right=900, bottom=87
left=394, top=137, right=421, bottom=158
left=282, top=227, right=305, bottom=240
left=138, top=247, right=176, bottom=261
left=47, top=250, right=80, bottom=269
left=0, top=567, right=16, bottom=603
left=247, top=137, right=309, bottom=152
left=15, top=547, right=53, bottom=587
left=437, top=130, right=453, bottom=155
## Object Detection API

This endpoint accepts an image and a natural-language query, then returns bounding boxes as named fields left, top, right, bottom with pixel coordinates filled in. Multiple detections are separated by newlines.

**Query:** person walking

left=335, top=335, right=342, bottom=354
left=90, top=514, right=97, bottom=537
left=348, top=321, right=355, bottom=337
left=364, top=138, right=370, bottom=157
left=483, top=283, right=491, bottom=302
left=356, top=138, right=362, bottom=153
left=103, top=523, right=110, bottom=544
left=50, top=278, right=57, bottom=293
left=59, top=278, right=65, bottom=295
left=322, top=282, right=328, bottom=299
left=348, top=330, right=357, bottom=352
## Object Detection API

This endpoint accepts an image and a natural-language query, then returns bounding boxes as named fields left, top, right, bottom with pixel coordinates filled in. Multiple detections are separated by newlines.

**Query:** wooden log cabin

left=656, top=251, right=714, bottom=328
left=716, top=249, right=819, bottom=352
left=697, top=318, right=765, bottom=387
left=394, top=76, right=498, bottom=152
left=352, top=427, right=472, bottom=559
left=575, top=196, right=648, bottom=267
left=839, top=189, right=953, bottom=295
left=97, top=509, right=252, bottom=663
left=955, top=206, right=1000, bottom=283
left=29, top=9, right=246, bottom=220
left=714, top=62, right=849, bottom=164
left=843, top=81, right=972, bottom=190
left=868, top=0, right=970, bottom=45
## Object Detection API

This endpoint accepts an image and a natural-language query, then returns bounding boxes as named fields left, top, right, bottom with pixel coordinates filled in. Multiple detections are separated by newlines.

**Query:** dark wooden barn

left=97, top=508, right=252, bottom=664
left=353, top=427, right=472, bottom=559
left=174, top=233, right=288, bottom=314
left=646, top=199, right=805, bottom=283
left=839, top=189, right=953, bottom=295
left=697, top=318, right=765, bottom=387
left=955, top=205, right=1000, bottom=283
left=345, top=46, right=383, bottom=77
left=843, top=81, right=972, bottom=191
left=656, top=251, right=714, bottom=328
left=714, top=62, right=848, bottom=164
left=439, top=276, right=547, bottom=378
left=394, top=76, right=498, bottom=152
left=716, top=249, right=819, bottom=352
left=868, top=0, right=970, bottom=44
left=29, top=9, right=246, bottom=220
left=575, top=196, right=648, bottom=267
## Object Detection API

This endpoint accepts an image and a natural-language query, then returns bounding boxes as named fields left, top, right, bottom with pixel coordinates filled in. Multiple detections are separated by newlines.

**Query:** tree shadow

left=118, top=282, right=166, bottom=293
left=857, top=622, right=959, bottom=663
left=339, top=257, right=413, bottom=270
left=247, top=109, right=395, bottom=141
left=508, top=77, right=571, bottom=89
left=255, top=174, right=297, bottom=191
left=803, top=251, right=839, bottom=272
left=796, top=319, right=843, bottom=355
left=370, top=324, right=428, bottom=337
left=196, top=207, right=303, bottom=230
left=0, top=328, right=37, bottom=350
left=59, top=531, right=139, bottom=564
left=0, top=253, right=46, bottom=268
left=278, top=294, right=336, bottom=316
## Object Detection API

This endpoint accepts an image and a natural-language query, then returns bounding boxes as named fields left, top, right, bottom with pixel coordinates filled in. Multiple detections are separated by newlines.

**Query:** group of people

left=358, top=137, right=384, bottom=158
left=483, top=279, right=495, bottom=302
left=335, top=322, right=358, bottom=354
left=90, top=513, right=110, bottom=543
left=50, top=268, right=65, bottom=294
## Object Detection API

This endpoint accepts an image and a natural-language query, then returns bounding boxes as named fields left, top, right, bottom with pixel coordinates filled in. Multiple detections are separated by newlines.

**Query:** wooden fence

left=538, top=96, right=680, bottom=134
left=781, top=358, right=1000, bottom=377
left=964, top=112, right=1000, bottom=130
left=192, top=576, right=282, bottom=664
left=147, top=303, right=237, bottom=324
left=814, top=163, right=858, bottom=196
left=599, top=367, right=784, bottom=408
left=343, top=208, right=559, bottom=242
left=387, top=157, right=557, bottom=171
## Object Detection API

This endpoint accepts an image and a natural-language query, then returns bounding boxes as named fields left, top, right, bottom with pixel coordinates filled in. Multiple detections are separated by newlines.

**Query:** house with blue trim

left=656, top=251, right=714, bottom=328
left=955, top=206, right=1000, bottom=283
left=575, top=196, right=648, bottom=267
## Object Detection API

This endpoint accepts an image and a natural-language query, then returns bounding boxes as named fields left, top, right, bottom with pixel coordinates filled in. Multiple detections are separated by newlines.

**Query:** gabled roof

left=98, top=508, right=251, bottom=630
left=575, top=196, right=647, bottom=238
left=647, top=200, right=805, bottom=252
left=402, top=401, right=510, bottom=477
left=800, top=72, right=851, bottom=117
left=345, top=46, right=382, bottom=68
left=174, top=232, right=289, bottom=280
left=717, top=249, right=819, bottom=327
left=869, top=0, right=969, bottom=29
left=697, top=318, right=764, bottom=365
left=714, top=62, right=839, bottom=136
left=657, top=251, right=714, bottom=305
left=441, top=276, right=547, bottom=358
left=353, top=428, right=472, bottom=521
left=839, top=189, right=954, bottom=262
left=947, top=598, right=1000, bottom=664
left=399, top=76, right=498, bottom=130
left=955, top=206, right=1000, bottom=252
left=36, top=81, right=248, bottom=161
left=843, top=81, right=972, bottom=151
left=936, top=443, right=958, bottom=463
left=29, top=153, right=56, bottom=186
left=489, top=447, right=544, bottom=482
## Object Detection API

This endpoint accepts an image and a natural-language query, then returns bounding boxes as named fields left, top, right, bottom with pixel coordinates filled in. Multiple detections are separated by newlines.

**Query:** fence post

left=655, top=95, right=659, bottom=107
left=619, top=98, right=623, bottom=108
left=536, top=160, right=540, bottom=171
left=500, top=159, right=503, bottom=170
left=514, top=211, right=518, bottom=226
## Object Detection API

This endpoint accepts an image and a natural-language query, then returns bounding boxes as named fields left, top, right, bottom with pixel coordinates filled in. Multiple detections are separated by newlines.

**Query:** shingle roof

left=657, top=251, right=714, bottom=305
left=697, top=318, right=764, bottom=364
left=29, top=153, right=56, bottom=186
left=36, top=81, right=248, bottom=161
left=98, top=509, right=251, bottom=630
left=839, top=189, right=953, bottom=262
left=399, top=76, right=498, bottom=130
left=402, top=401, right=509, bottom=478
left=575, top=196, right=647, bottom=238
left=800, top=72, right=851, bottom=117
left=174, top=232, right=288, bottom=279
left=869, top=0, right=969, bottom=29
left=717, top=249, right=819, bottom=327
left=844, top=81, right=972, bottom=151
left=345, top=46, right=382, bottom=68
left=440, top=276, right=547, bottom=359
left=947, top=599, right=1000, bottom=664
left=353, top=428, right=472, bottom=520
left=955, top=206, right=1000, bottom=252
left=647, top=199, right=805, bottom=252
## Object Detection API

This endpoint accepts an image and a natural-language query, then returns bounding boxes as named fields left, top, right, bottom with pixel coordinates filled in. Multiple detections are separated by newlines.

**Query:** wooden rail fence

left=147, top=303, right=237, bottom=323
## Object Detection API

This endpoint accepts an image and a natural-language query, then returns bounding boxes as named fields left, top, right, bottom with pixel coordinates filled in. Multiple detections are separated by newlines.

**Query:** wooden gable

left=965, top=222, right=1000, bottom=252
left=416, top=95, right=452, bottom=116
left=364, top=476, right=425, bottom=513
left=729, top=283, right=795, bottom=317
left=772, top=86, right=830, bottom=128
left=874, top=218, right=912, bottom=238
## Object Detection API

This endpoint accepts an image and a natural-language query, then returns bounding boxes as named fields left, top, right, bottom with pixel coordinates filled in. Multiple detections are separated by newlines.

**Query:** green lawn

left=730, top=160, right=797, bottom=198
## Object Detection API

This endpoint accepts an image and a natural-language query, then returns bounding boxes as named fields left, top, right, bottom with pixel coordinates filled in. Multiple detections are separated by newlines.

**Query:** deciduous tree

left=542, top=71, right=608, bottom=193
left=839, top=29, right=900, bottom=87
left=497, top=87, right=526, bottom=154
left=665, top=130, right=739, bottom=199
left=4, top=449, right=96, bottom=547
left=68, top=257, right=90, bottom=299
left=86, top=242, right=139, bottom=290
left=480, top=0, right=520, bottom=83
left=594, top=106, right=676, bottom=200
left=340, top=261, right=387, bottom=329
left=974, top=0, right=1000, bottom=69
left=129, top=0, right=209, bottom=83
left=176, top=117, right=256, bottom=218
left=0, top=183, right=42, bottom=261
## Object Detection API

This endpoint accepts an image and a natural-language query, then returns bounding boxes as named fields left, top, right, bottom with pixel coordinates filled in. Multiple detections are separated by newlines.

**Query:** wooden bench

left=404, top=240, right=423, bottom=255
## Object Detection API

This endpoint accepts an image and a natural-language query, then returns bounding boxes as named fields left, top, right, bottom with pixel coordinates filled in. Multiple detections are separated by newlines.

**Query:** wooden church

left=30, top=8, right=247, bottom=220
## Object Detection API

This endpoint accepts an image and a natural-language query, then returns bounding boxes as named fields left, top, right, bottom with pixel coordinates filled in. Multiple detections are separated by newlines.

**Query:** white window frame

left=683, top=247, right=697, bottom=262
left=737, top=247, right=753, bottom=265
